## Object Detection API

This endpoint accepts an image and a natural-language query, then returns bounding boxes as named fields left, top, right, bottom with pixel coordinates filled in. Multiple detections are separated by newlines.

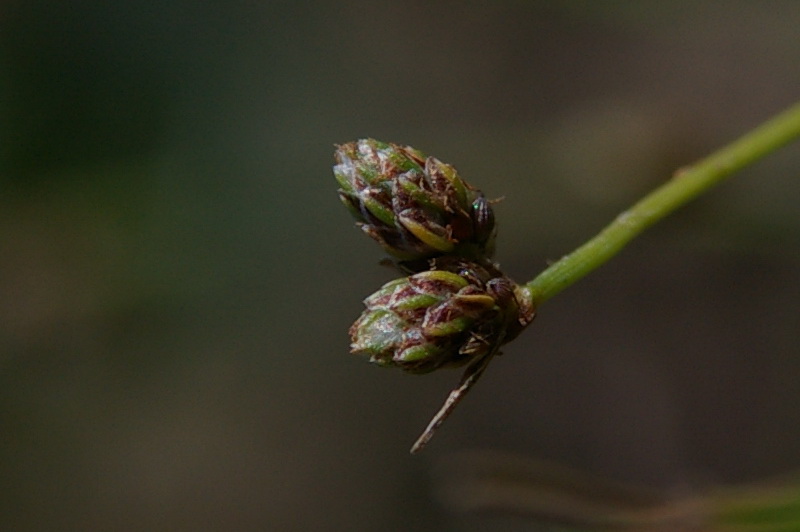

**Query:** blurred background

left=1, top=1, right=799, bottom=530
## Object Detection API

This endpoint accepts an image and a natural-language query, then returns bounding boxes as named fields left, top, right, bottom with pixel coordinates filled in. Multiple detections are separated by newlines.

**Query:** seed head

left=334, top=139, right=496, bottom=269
left=349, top=259, right=533, bottom=374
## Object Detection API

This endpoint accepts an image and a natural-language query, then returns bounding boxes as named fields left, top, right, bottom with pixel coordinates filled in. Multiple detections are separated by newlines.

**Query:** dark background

left=1, top=2, right=799, bottom=530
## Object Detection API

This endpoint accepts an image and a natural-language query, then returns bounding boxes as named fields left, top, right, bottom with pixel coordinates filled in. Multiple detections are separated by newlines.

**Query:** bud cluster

left=334, top=138, right=496, bottom=270
left=350, top=259, right=533, bottom=374
left=335, top=139, right=534, bottom=375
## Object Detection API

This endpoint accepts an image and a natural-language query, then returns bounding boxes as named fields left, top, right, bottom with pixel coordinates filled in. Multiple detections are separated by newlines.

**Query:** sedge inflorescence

left=334, top=138, right=534, bottom=450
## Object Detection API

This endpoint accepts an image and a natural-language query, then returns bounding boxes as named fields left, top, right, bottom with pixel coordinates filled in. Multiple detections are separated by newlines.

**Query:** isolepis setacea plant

left=334, top=103, right=800, bottom=452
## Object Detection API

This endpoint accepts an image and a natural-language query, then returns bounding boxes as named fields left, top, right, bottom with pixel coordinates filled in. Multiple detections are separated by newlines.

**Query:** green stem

left=524, top=100, right=800, bottom=307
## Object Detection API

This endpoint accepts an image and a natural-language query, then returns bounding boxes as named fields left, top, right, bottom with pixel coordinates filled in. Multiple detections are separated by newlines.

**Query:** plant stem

left=523, top=100, right=800, bottom=307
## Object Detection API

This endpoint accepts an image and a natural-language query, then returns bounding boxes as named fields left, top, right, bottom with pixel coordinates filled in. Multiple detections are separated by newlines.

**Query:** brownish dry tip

left=409, top=351, right=497, bottom=454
